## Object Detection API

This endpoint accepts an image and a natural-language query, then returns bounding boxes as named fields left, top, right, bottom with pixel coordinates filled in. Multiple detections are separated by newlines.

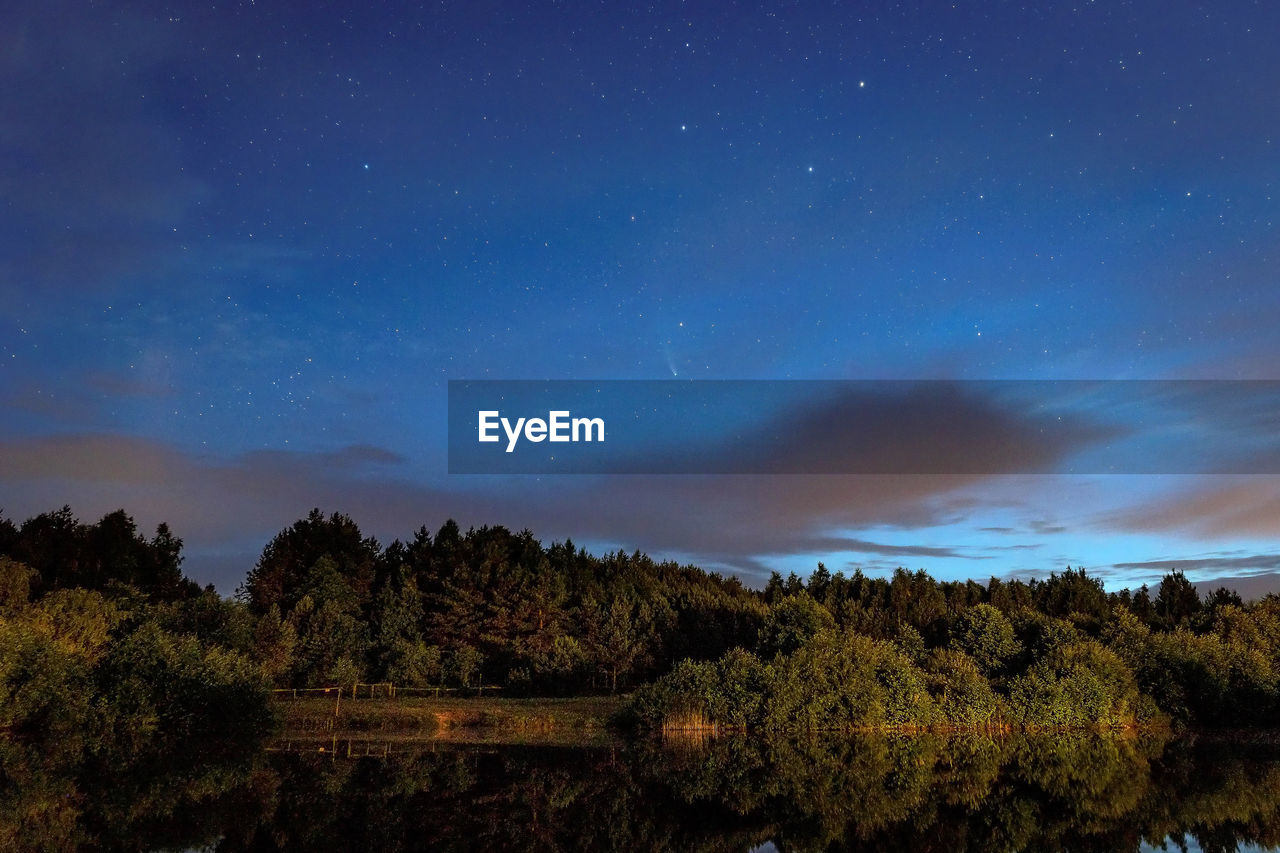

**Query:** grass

left=274, top=694, right=626, bottom=746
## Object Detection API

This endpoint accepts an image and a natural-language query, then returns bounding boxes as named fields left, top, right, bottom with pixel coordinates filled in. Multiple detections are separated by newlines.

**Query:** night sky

left=4, top=1, right=1280, bottom=595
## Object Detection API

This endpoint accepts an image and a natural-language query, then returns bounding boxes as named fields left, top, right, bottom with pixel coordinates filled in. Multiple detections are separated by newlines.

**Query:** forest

left=3, top=506, right=1280, bottom=741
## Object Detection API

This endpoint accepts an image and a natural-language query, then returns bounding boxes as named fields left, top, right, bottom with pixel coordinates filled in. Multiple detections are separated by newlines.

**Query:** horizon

left=2, top=502, right=1271, bottom=605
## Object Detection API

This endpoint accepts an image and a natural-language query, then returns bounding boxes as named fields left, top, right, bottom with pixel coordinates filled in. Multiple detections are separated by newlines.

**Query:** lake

left=5, top=729, right=1280, bottom=850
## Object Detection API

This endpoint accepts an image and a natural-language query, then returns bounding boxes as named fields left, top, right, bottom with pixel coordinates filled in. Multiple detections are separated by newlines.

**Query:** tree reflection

left=9, top=730, right=1280, bottom=851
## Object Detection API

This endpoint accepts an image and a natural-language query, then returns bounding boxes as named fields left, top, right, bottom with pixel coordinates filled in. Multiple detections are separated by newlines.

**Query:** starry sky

left=3, top=0, right=1280, bottom=596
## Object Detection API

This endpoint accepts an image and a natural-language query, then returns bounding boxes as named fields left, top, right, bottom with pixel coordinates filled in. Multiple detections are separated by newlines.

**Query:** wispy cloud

left=1112, top=554, right=1280, bottom=574
left=1107, top=477, right=1280, bottom=538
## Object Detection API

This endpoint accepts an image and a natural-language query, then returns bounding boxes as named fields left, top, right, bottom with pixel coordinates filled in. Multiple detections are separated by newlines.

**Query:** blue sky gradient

left=3, top=1, right=1280, bottom=594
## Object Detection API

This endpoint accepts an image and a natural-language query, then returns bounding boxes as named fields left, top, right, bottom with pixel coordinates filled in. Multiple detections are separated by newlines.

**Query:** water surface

left=6, top=729, right=1280, bottom=851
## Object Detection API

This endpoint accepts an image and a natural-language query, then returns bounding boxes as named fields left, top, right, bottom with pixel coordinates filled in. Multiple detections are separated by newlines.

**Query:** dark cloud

left=801, top=537, right=988, bottom=560
left=1112, top=554, right=1280, bottom=574
left=731, top=382, right=1120, bottom=475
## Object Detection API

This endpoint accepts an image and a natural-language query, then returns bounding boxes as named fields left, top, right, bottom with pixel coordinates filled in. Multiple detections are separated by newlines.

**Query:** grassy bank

left=275, top=694, right=626, bottom=745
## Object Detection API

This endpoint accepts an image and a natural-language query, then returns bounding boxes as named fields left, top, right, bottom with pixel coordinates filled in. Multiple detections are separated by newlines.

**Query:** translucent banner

left=447, top=380, right=1280, bottom=474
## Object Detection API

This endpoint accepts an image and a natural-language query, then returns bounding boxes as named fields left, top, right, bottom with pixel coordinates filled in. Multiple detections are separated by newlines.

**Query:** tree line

left=3, top=505, right=1280, bottom=732
left=633, top=566, right=1280, bottom=731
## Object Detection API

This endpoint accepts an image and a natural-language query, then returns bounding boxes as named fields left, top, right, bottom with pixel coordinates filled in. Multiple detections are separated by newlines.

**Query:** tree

left=1155, top=571, right=1201, bottom=630
left=451, top=644, right=484, bottom=688
left=384, top=640, right=439, bottom=687
left=239, top=509, right=380, bottom=615
left=807, top=563, right=832, bottom=603
left=0, top=557, right=35, bottom=615
left=371, top=564, right=426, bottom=679
left=923, top=649, right=1005, bottom=727
left=757, top=594, right=835, bottom=658
left=1203, top=586, right=1243, bottom=614
left=287, top=562, right=370, bottom=687
left=1034, top=567, right=1108, bottom=623
left=765, top=629, right=939, bottom=731
left=950, top=604, right=1020, bottom=678
left=1128, top=585, right=1156, bottom=625
left=1, top=507, right=197, bottom=601
left=1007, top=640, right=1151, bottom=729
left=584, top=596, right=654, bottom=693
left=252, top=604, right=297, bottom=683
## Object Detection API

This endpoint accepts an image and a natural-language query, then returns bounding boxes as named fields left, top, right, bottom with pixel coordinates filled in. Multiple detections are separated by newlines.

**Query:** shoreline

left=274, top=694, right=626, bottom=742
left=273, top=693, right=1180, bottom=740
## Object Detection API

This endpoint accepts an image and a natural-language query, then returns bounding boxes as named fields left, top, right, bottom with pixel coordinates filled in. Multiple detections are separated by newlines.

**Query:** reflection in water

left=5, top=729, right=1280, bottom=851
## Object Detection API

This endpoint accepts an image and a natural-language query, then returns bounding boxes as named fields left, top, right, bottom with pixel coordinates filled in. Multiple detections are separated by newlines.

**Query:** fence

left=272, top=682, right=502, bottom=700
left=267, top=736, right=399, bottom=759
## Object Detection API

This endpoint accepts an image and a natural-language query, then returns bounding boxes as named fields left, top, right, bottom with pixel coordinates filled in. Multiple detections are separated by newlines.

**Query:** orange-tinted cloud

left=1107, top=477, right=1280, bottom=538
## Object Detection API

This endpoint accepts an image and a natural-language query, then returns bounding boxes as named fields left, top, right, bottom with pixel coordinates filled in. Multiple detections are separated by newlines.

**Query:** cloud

left=1192, top=575, right=1280, bottom=601
left=797, top=537, right=987, bottom=560
left=979, top=521, right=1065, bottom=537
left=0, top=434, right=194, bottom=484
left=238, top=444, right=407, bottom=470
left=1029, top=520, right=1068, bottom=535
left=731, top=382, right=1119, bottom=475
left=1112, top=554, right=1280, bottom=574
left=0, top=434, right=426, bottom=571
left=1107, top=477, right=1280, bottom=538
left=16, top=422, right=1269, bottom=597
left=0, top=431, right=1004, bottom=591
